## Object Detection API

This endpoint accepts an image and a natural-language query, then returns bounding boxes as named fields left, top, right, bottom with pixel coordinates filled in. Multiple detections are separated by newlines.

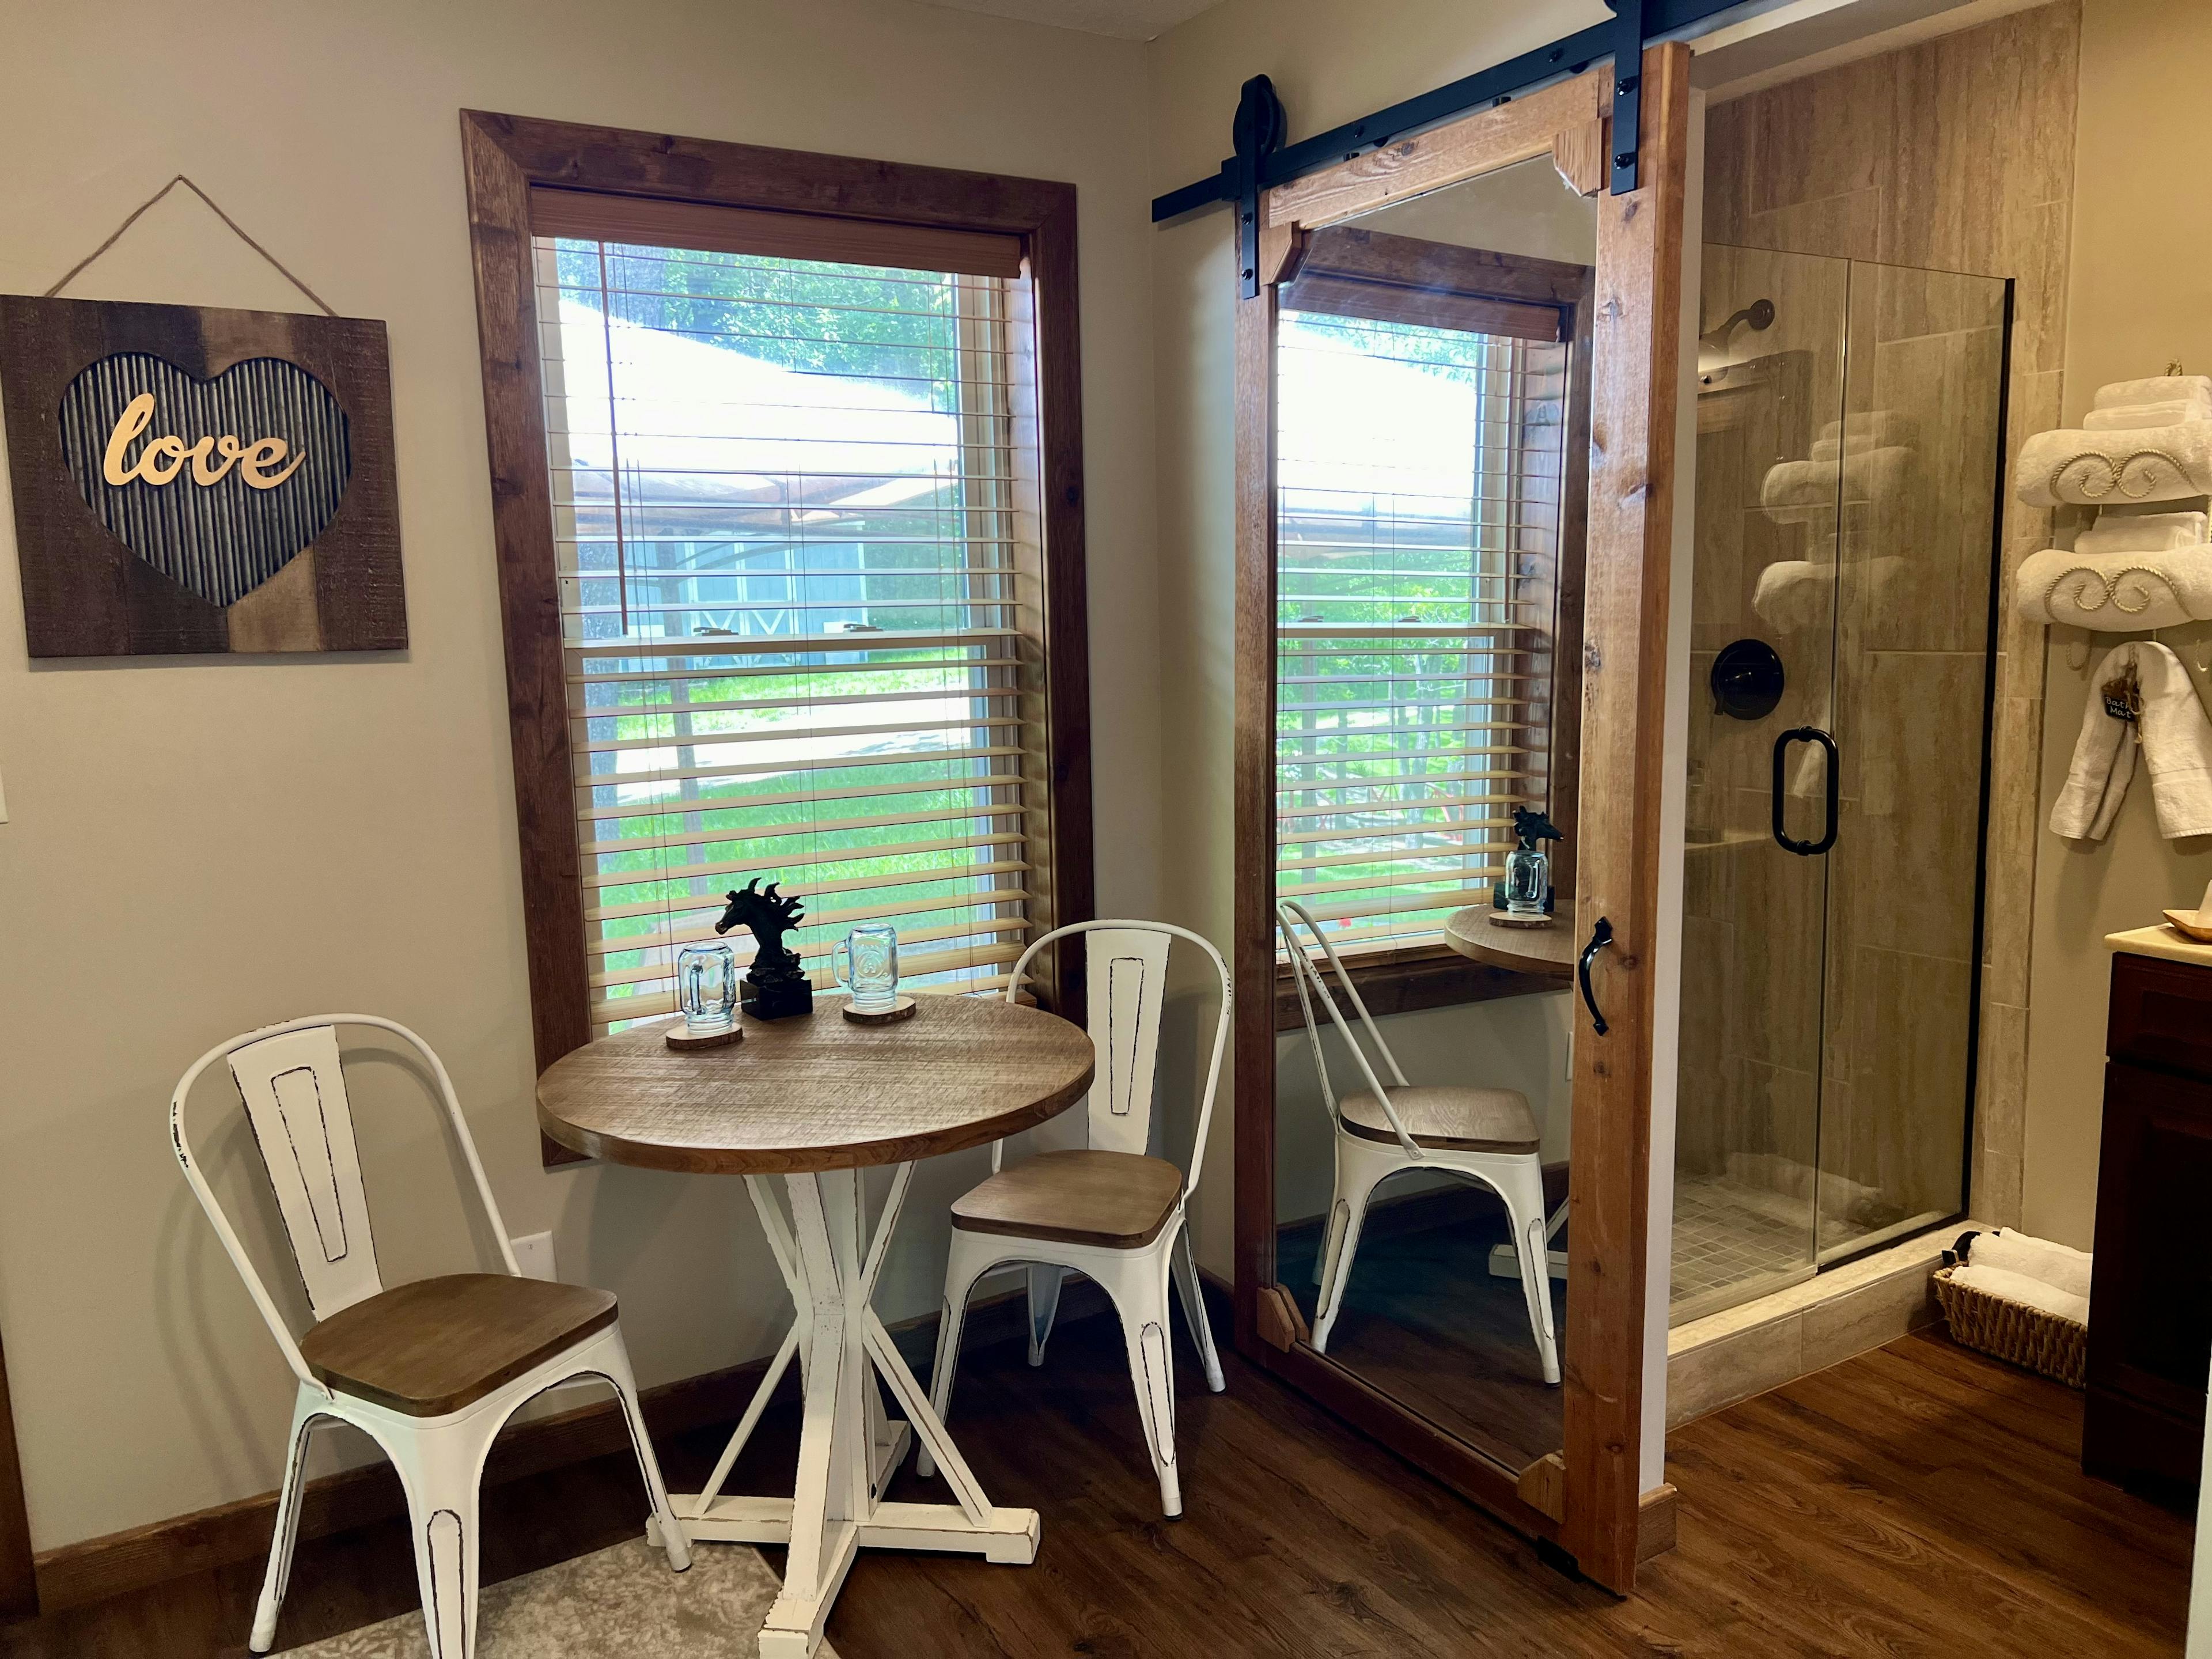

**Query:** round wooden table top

left=1442, top=905, right=1577, bottom=978
left=537, top=995, right=1096, bottom=1175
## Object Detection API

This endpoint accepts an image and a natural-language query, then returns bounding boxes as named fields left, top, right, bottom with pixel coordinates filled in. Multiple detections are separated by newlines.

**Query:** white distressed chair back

left=171, top=1014, right=520, bottom=1396
left=1001, top=921, right=1232, bottom=1196
left=228, top=1025, right=382, bottom=1320
left=1077, top=927, right=1173, bottom=1156
left=1276, top=899, right=1425, bottom=1158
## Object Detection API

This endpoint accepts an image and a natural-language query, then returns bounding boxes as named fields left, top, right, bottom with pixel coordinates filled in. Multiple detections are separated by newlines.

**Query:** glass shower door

left=1815, top=260, right=2006, bottom=1262
left=1674, top=247, right=2006, bottom=1323
left=1674, top=243, right=1850, bottom=1323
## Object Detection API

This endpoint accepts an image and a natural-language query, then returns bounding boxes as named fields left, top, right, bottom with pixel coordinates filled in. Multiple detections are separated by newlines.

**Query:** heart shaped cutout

left=57, top=352, right=353, bottom=607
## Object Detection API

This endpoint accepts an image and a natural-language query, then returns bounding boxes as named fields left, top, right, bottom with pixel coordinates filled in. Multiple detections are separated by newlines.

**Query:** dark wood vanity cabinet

left=2085, top=949, right=2212, bottom=1504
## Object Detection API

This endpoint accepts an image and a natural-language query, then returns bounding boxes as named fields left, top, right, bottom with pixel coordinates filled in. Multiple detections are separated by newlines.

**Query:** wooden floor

left=3, top=1313, right=2188, bottom=1657
left=1277, top=1183, right=1565, bottom=1474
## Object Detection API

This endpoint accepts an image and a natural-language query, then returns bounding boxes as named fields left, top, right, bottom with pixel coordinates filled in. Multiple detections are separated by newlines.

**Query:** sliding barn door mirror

left=1234, top=47, right=1690, bottom=1590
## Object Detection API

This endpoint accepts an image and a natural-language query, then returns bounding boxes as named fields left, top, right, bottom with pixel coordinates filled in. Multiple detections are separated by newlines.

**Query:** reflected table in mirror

left=1442, top=905, right=1578, bottom=978
left=537, top=997, right=1096, bottom=1659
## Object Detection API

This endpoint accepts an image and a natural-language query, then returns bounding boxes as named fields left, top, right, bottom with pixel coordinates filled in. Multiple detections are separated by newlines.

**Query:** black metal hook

left=1578, top=916, right=1614, bottom=1036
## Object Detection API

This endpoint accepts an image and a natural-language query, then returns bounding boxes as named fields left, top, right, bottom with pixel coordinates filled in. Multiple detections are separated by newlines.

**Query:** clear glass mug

left=677, top=940, right=739, bottom=1033
left=834, top=922, right=900, bottom=1013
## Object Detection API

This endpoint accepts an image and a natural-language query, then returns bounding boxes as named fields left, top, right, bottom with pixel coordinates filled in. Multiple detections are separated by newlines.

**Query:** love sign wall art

left=0, top=296, right=404, bottom=656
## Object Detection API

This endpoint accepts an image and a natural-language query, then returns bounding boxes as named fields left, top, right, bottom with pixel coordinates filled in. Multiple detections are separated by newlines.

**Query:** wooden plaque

left=0, top=294, right=405, bottom=656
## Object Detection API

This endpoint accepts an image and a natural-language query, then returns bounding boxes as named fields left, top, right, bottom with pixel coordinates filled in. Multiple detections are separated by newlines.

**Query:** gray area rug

left=280, top=1537, right=838, bottom=1657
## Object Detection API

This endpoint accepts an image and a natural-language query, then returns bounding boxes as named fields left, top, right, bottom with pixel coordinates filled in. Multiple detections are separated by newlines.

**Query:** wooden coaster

left=1487, top=912, right=1556, bottom=931
left=841, top=995, right=918, bottom=1025
left=664, top=1023, right=744, bottom=1051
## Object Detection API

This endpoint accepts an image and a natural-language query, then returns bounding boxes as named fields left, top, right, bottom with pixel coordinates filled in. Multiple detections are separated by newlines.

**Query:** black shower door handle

left=1578, top=916, right=1613, bottom=1036
left=1771, top=726, right=1839, bottom=857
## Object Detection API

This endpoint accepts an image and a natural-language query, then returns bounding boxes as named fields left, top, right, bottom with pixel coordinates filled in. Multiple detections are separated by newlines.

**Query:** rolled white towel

left=1950, top=1263, right=2089, bottom=1327
left=1818, top=411, right=1919, bottom=448
left=1752, top=560, right=1831, bottom=632
left=2075, top=510, right=2209, bottom=554
left=2013, top=546, right=2212, bottom=630
left=1762, top=446, right=1911, bottom=517
left=1809, top=434, right=1918, bottom=464
left=2086, top=401, right=2212, bottom=431
left=1966, top=1229, right=2093, bottom=1300
left=2016, top=422, right=2212, bottom=507
left=2093, top=374, right=2212, bottom=411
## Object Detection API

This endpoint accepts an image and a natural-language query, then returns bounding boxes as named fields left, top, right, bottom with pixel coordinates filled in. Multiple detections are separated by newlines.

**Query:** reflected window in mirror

left=1274, top=179, right=1593, bottom=989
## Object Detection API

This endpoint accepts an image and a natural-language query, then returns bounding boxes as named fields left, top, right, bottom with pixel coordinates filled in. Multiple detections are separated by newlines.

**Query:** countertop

left=2105, top=923, right=2212, bottom=970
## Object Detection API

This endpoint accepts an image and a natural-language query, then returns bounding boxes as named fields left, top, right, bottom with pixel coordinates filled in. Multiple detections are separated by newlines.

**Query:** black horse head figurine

left=714, top=879, right=813, bottom=1019
left=1511, top=806, right=1562, bottom=850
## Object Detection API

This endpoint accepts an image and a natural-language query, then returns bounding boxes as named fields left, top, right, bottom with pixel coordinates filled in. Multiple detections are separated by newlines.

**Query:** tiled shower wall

left=1699, top=1, right=2082, bottom=1231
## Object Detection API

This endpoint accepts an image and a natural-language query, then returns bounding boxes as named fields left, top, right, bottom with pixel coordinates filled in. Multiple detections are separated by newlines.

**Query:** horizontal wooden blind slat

left=1275, top=289, right=1563, bottom=954
left=575, top=772, right=1031, bottom=827
left=571, top=711, right=1024, bottom=759
left=563, top=627, right=1018, bottom=661
left=571, top=684, right=1018, bottom=722
left=591, top=904, right=1035, bottom=982
left=1283, top=889, right=1495, bottom=926
left=1277, top=790, right=1535, bottom=823
left=585, top=844, right=1030, bottom=904
left=574, top=743, right=1026, bottom=789
left=580, top=801, right=1032, bottom=859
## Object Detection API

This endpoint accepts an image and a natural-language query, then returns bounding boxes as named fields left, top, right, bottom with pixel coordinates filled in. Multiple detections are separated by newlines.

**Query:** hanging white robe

left=2050, top=640, right=2212, bottom=842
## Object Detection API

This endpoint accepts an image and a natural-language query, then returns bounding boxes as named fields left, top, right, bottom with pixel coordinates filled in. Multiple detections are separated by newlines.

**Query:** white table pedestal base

left=660, top=1166, right=1039, bottom=1658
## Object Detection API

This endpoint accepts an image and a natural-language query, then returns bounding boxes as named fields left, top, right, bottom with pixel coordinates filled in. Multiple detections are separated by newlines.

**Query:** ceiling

left=917, top=0, right=1219, bottom=40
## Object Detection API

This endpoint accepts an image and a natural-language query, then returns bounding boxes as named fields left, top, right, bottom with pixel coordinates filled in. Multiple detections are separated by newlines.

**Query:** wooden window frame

left=459, top=112, right=1094, bottom=1163
left=1234, top=50, right=1690, bottom=1591
left=1269, top=228, right=1594, bottom=1032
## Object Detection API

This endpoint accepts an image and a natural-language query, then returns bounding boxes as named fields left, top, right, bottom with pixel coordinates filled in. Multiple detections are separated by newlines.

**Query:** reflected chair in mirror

left=170, top=1015, right=690, bottom=1658
left=917, top=921, right=1230, bottom=1516
left=1277, top=901, right=1559, bottom=1384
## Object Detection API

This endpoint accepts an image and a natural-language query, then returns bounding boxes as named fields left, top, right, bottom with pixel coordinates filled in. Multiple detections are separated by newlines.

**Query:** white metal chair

left=916, top=921, right=1230, bottom=1517
left=1277, top=901, right=1560, bottom=1383
left=170, top=1015, right=690, bottom=1658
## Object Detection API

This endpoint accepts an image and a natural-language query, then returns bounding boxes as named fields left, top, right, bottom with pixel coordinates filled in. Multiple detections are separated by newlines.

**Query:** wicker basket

left=1933, top=1264, right=2087, bottom=1388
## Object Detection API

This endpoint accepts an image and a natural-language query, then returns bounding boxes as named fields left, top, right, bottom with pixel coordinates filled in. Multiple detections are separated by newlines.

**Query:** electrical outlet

left=512, top=1230, right=557, bottom=1282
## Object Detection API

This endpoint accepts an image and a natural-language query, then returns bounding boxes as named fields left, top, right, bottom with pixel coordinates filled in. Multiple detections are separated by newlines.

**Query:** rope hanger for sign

left=43, top=175, right=339, bottom=317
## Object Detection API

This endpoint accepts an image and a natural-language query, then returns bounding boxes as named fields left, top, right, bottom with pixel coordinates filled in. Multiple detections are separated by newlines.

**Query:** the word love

left=100, top=392, right=306, bottom=490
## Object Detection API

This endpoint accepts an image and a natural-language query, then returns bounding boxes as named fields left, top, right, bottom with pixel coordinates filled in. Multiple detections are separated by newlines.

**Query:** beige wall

left=1145, top=0, right=1611, bottom=1277
left=2025, top=0, right=2212, bottom=1249
left=0, top=0, right=1156, bottom=1550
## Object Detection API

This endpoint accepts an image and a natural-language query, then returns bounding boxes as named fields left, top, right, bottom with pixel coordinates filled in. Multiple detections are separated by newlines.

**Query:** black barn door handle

left=1771, top=726, right=1840, bottom=856
left=1578, top=916, right=1614, bottom=1036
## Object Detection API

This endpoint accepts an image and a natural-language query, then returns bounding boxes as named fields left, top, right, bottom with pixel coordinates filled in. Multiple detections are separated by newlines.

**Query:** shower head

left=1699, top=297, right=1776, bottom=384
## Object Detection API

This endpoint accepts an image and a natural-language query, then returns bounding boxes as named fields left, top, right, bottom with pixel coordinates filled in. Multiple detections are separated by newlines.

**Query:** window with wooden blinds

left=530, top=215, right=1055, bottom=1028
left=1275, top=249, right=1582, bottom=958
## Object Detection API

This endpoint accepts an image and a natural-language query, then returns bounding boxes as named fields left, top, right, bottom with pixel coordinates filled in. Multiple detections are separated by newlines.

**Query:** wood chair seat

left=950, top=1149, right=1184, bottom=1249
left=297, top=1273, right=619, bottom=1417
left=1339, top=1085, right=1541, bottom=1153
